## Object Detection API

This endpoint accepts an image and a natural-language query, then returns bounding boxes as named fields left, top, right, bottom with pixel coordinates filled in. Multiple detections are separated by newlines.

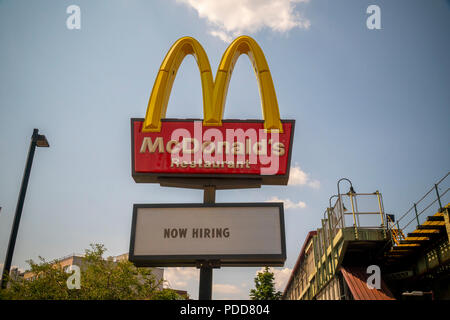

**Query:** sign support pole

left=198, top=186, right=216, bottom=300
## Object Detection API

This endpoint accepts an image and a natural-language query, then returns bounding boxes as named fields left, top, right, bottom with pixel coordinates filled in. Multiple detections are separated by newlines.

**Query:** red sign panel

left=131, top=119, right=295, bottom=185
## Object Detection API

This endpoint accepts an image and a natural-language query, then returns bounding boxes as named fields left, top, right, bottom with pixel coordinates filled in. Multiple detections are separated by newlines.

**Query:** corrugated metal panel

left=341, top=266, right=395, bottom=300
left=283, top=231, right=317, bottom=298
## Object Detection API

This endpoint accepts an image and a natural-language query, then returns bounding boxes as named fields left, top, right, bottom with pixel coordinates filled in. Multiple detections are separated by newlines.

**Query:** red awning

left=341, top=267, right=395, bottom=300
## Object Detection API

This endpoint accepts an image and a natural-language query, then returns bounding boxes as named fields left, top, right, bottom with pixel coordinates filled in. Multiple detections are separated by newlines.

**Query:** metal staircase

left=387, top=214, right=405, bottom=246
left=385, top=172, right=450, bottom=266
left=386, top=205, right=448, bottom=261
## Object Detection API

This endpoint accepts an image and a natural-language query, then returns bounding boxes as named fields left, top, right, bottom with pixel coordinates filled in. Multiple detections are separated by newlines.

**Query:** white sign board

left=129, top=203, right=286, bottom=267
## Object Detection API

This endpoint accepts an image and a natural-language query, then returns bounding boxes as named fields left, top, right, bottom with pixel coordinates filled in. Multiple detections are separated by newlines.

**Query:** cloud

left=213, top=283, right=242, bottom=295
left=209, top=29, right=233, bottom=43
left=266, top=196, right=306, bottom=209
left=164, top=267, right=198, bottom=288
left=272, top=267, right=292, bottom=291
left=176, top=0, right=311, bottom=42
left=255, top=267, right=292, bottom=292
left=213, top=283, right=251, bottom=299
left=288, top=165, right=320, bottom=189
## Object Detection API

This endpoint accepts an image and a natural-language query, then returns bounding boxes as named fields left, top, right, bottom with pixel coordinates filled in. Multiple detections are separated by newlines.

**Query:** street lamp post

left=337, top=178, right=355, bottom=198
left=336, top=178, right=355, bottom=218
left=1, top=129, right=49, bottom=289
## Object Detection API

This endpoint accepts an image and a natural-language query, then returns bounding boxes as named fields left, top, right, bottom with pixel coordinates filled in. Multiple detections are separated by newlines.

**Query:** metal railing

left=390, top=172, right=450, bottom=241
left=325, top=192, right=388, bottom=243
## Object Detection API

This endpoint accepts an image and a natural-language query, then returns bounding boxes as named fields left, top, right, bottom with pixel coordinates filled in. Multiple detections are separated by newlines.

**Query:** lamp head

left=36, top=134, right=49, bottom=147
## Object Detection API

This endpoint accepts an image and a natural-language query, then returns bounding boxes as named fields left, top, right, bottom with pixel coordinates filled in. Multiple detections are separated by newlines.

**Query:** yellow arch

left=208, top=36, right=282, bottom=131
left=143, top=37, right=214, bottom=132
left=142, top=36, right=282, bottom=132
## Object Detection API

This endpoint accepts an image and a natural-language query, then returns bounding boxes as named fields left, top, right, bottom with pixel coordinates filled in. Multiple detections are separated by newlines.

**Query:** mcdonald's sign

left=131, top=36, right=295, bottom=187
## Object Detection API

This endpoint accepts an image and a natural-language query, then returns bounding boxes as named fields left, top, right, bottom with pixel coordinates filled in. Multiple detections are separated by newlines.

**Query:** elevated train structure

left=283, top=173, right=450, bottom=300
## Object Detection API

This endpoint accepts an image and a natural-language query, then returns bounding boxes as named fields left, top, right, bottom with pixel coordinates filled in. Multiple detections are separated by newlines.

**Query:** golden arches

left=142, top=36, right=282, bottom=133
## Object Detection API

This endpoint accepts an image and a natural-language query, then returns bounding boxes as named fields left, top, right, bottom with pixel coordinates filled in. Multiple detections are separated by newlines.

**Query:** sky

left=0, top=0, right=449, bottom=299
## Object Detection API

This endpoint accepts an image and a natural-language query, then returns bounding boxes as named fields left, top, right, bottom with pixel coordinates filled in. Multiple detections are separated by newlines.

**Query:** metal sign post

left=198, top=186, right=217, bottom=300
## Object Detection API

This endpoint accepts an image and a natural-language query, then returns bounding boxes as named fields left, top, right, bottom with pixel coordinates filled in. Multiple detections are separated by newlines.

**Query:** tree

left=0, top=243, right=184, bottom=300
left=249, top=267, right=282, bottom=300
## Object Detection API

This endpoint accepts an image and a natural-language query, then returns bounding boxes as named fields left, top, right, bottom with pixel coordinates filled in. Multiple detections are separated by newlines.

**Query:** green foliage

left=249, top=267, right=282, bottom=300
left=1, top=256, right=72, bottom=300
left=152, top=288, right=188, bottom=300
left=0, top=243, right=184, bottom=300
